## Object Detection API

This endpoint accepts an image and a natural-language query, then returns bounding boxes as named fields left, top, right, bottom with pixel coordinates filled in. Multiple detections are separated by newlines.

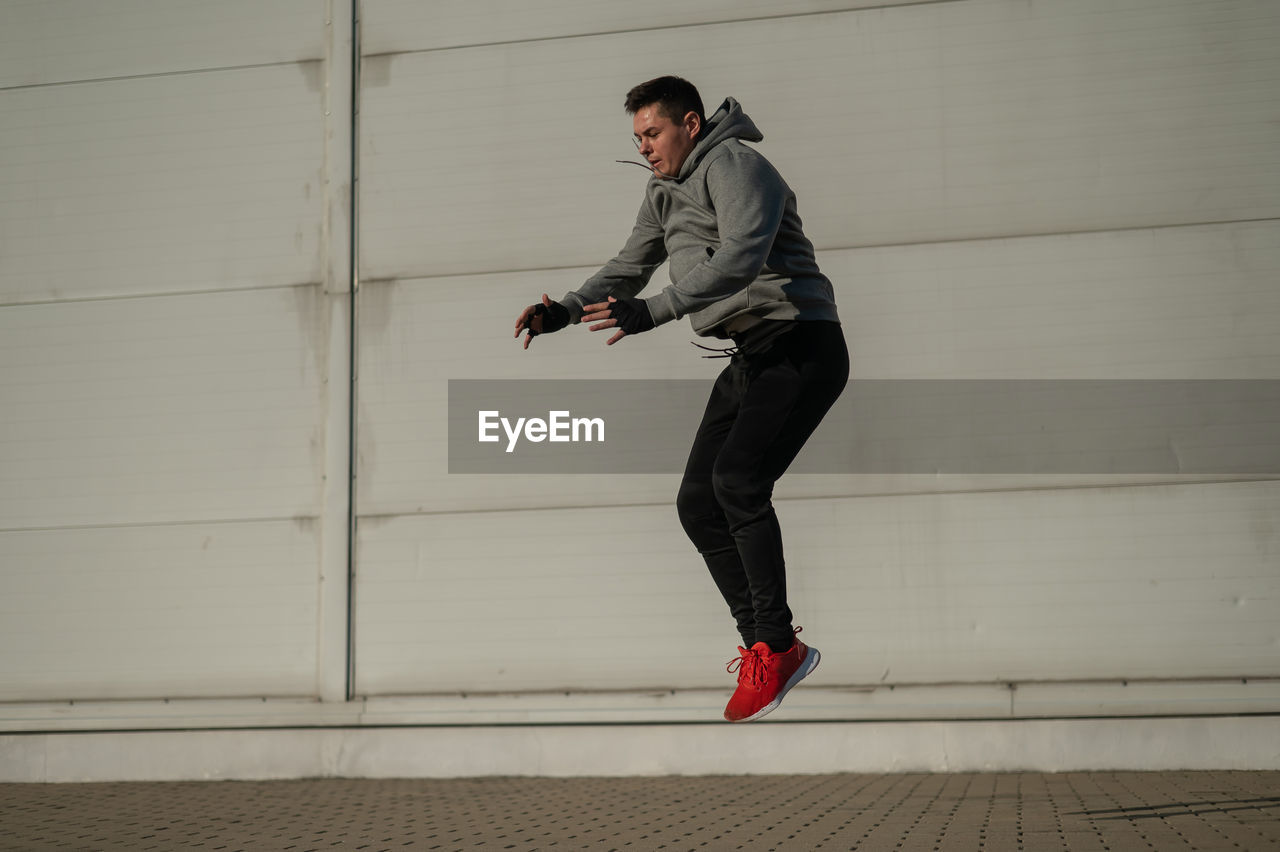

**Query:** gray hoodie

left=560, top=97, right=839, bottom=338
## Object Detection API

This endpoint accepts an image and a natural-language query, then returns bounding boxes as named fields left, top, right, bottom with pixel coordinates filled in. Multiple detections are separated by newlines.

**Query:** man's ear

left=683, top=111, right=702, bottom=140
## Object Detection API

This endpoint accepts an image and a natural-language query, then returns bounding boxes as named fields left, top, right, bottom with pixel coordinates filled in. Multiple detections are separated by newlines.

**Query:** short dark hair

left=625, top=76, right=705, bottom=126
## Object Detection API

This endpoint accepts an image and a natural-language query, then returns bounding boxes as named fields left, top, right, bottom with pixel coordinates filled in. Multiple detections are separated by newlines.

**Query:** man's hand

left=514, top=293, right=569, bottom=350
left=581, top=296, right=655, bottom=345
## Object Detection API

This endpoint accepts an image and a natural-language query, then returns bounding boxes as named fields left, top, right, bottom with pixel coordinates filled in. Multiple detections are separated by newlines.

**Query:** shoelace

left=726, top=647, right=767, bottom=691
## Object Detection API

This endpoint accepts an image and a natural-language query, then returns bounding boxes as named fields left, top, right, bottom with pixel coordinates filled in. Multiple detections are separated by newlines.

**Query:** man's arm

left=645, top=152, right=787, bottom=326
left=559, top=195, right=667, bottom=324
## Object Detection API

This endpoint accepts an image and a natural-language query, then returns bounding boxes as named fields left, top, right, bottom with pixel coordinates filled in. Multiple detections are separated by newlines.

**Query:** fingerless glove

left=610, top=296, right=656, bottom=335
left=526, top=300, right=570, bottom=336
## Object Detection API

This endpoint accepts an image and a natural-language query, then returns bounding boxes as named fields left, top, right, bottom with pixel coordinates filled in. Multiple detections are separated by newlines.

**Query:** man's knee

left=678, top=478, right=738, bottom=554
left=711, top=465, right=771, bottom=523
left=676, top=477, right=717, bottom=527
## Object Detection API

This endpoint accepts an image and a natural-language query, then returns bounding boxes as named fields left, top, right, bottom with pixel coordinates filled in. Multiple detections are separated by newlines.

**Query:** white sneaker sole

left=734, top=645, right=820, bottom=723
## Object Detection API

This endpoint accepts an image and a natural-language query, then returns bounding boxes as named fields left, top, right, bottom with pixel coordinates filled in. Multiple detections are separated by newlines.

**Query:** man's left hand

left=581, top=296, right=656, bottom=345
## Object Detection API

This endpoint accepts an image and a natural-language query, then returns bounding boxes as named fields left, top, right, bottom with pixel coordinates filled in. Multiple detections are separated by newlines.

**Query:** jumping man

left=514, top=76, right=848, bottom=722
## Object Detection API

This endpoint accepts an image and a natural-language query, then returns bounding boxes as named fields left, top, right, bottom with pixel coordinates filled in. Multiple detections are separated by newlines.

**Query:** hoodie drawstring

left=691, top=340, right=738, bottom=359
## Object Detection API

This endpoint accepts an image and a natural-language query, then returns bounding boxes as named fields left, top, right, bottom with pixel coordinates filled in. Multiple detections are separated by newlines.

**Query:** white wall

left=0, top=1, right=352, bottom=704
left=1, top=0, right=1277, bottom=748
left=352, top=0, right=1280, bottom=715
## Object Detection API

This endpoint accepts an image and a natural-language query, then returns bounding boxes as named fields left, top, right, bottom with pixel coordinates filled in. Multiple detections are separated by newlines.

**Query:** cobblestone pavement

left=3, top=771, right=1278, bottom=851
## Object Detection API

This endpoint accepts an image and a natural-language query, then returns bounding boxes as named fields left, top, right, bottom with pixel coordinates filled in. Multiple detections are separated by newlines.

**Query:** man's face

left=632, top=103, right=700, bottom=179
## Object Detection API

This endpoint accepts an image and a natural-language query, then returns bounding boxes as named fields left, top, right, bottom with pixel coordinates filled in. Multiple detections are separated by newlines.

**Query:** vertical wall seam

left=345, top=0, right=361, bottom=702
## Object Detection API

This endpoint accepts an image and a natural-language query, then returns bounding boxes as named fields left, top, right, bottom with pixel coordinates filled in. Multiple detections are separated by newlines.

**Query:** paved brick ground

left=2, top=771, right=1278, bottom=851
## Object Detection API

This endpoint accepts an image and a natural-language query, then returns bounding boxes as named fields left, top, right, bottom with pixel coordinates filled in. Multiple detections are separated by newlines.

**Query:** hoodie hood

left=676, top=97, right=762, bottom=180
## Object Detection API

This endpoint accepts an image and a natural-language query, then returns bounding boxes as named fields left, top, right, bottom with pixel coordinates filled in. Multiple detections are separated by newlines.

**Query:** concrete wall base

left=3, top=716, right=1278, bottom=782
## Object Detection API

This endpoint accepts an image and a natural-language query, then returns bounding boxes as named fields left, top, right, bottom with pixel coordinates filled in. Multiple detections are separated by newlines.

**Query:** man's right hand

left=514, top=293, right=570, bottom=350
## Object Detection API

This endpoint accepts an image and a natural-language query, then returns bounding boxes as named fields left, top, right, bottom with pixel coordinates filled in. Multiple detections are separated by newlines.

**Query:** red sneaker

left=723, top=628, right=820, bottom=723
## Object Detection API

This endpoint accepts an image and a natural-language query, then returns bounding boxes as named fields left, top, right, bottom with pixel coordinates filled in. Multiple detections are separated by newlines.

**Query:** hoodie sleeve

left=559, top=194, right=667, bottom=324
left=645, top=151, right=787, bottom=326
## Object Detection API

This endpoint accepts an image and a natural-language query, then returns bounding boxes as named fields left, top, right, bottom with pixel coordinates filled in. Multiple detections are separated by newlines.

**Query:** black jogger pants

left=676, top=320, right=849, bottom=651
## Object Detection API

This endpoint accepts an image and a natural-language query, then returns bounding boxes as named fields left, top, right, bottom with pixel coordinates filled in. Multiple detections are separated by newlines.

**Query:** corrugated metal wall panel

left=0, top=287, right=328, bottom=528
left=355, top=220, right=1280, bottom=518
left=353, top=505, right=722, bottom=695
left=353, top=480, right=1280, bottom=695
left=360, top=0, right=919, bottom=53
left=798, top=480, right=1280, bottom=683
left=0, top=520, right=321, bottom=702
left=357, top=0, right=1280, bottom=280
left=0, top=64, right=326, bottom=304
left=0, top=0, right=324, bottom=88
left=828, top=220, right=1280, bottom=380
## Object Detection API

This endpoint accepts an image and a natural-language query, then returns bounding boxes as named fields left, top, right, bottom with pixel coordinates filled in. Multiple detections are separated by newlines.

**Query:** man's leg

left=676, top=365, right=756, bottom=648
left=712, top=322, right=850, bottom=651
left=715, top=322, right=849, bottom=722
